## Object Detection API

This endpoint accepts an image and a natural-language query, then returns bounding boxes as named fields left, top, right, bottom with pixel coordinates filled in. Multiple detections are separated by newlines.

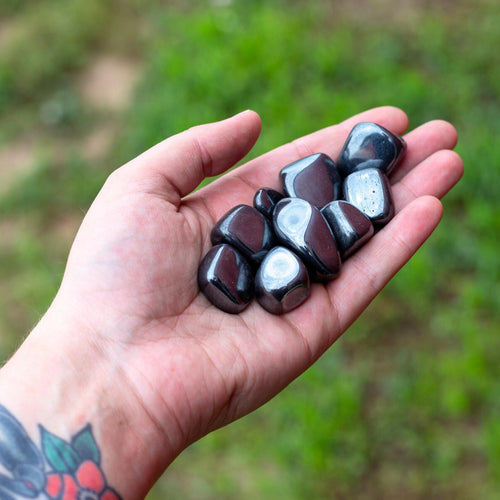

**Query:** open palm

left=37, top=107, right=462, bottom=492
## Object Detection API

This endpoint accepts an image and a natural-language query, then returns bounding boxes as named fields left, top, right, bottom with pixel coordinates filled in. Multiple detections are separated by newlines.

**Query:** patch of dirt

left=81, top=122, right=119, bottom=161
left=336, top=0, right=425, bottom=28
left=0, top=217, right=27, bottom=250
left=50, top=213, right=83, bottom=247
left=0, top=53, right=140, bottom=194
left=0, top=19, right=18, bottom=50
left=79, top=55, right=141, bottom=111
left=0, top=137, right=38, bottom=194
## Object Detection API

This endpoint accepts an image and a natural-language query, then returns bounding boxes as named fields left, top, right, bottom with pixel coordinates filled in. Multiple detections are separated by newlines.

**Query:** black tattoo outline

left=0, top=404, right=122, bottom=499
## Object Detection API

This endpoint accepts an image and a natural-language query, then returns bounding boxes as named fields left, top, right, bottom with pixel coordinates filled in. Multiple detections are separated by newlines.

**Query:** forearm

left=0, top=304, right=179, bottom=500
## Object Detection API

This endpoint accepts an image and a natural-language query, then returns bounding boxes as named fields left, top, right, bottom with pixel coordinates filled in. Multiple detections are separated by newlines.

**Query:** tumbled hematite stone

left=253, top=188, right=284, bottom=219
left=211, top=204, right=275, bottom=265
left=280, top=153, right=341, bottom=208
left=198, top=244, right=254, bottom=314
left=336, top=122, right=407, bottom=178
left=343, top=168, right=394, bottom=227
left=321, top=200, right=374, bottom=259
left=273, top=198, right=341, bottom=282
left=255, top=246, right=310, bottom=315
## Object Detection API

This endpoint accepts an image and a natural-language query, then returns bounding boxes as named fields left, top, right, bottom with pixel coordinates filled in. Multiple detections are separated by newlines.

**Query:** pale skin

left=0, top=107, right=463, bottom=499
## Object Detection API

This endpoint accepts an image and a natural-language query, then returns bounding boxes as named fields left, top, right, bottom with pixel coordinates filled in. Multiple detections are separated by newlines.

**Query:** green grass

left=1, top=0, right=499, bottom=498
left=0, top=0, right=109, bottom=112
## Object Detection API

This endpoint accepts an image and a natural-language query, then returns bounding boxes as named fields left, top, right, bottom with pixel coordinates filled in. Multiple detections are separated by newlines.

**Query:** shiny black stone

left=273, top=198, right=341, bottom=282
left=255, top=246, right=310, bottom=315
left=280, top=153, right=341, bottom=208
left=211, top=204, right=275, bottom=265
left=337, top=122, right=407, bottom=178
left=198, top=244, right=254, bottom=314
left=343, top=168, right=394, bottom=227
left=321, top=200, right=374, bottom=259
left=253, top=188, right=284, bottom=219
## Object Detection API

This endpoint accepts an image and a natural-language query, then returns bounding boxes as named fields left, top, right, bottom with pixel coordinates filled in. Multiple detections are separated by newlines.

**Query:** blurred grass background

left=0, top=0, right=499, bottom=498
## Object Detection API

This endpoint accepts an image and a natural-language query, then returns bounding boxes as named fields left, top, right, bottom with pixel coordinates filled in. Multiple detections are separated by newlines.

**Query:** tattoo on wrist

left=0, top=404, right=122, bottom=500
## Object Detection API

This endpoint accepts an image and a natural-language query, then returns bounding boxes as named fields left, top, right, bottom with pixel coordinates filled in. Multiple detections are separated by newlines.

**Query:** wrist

left=0, top=300, right=180, bottom=499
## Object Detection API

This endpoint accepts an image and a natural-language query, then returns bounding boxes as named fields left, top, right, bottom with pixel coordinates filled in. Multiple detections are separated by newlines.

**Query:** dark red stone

left=321, top=200, right=374, bottom=259
left=343, top=168, right=394, bottom=227
left=253, top=187, right=284, bottom=219
left=255, top=246, right=310, bottom=315
left=337, top=122, right=407, bottom=178
left=280, top=153, right=341, bottom=208
left=273, top=198, right=341, bottom=282
left=198, top=244, right=254, bottom=314
left=211, top=204, right=275, bottom=265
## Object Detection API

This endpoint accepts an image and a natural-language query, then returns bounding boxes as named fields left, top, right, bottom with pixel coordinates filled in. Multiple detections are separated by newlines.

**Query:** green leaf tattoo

left=40, top=426, right=81, bottom=473
left=0, top=405, right=122, bottom=499
left=72, top=423, right=101, bottom=464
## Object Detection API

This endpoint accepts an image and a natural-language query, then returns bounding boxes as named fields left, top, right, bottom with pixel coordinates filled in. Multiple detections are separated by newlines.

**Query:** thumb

left=116, top=110, right=262, bottom=203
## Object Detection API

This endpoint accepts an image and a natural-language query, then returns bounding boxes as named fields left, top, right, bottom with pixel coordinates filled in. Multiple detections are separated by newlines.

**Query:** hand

left=0, top=107, right=463, bottom=498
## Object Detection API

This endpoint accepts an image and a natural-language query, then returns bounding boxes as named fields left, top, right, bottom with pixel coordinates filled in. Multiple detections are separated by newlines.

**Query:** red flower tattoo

left=0, top=405, right=122, bottom=500
left=45, top=460, right=120, bottom=500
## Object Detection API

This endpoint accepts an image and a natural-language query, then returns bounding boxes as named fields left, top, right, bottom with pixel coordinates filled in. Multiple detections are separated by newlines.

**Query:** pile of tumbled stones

left=198, top=122, right=407, bottom=315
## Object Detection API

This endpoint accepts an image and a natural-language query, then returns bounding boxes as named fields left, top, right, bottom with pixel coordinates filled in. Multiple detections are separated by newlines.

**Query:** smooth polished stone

left=211, top=204, right=275, bottom=265
left=253, top=188, right=284, bottom=219
left=343, top=168, right=394, bottom=227
left=255, top=246, right=310, bottom=315
left=280, top=153, right=341, bottom=208
left=273, top=198, right=341, bottom=281
left=337, top=122, right=407, bottom=178
left=198, top=244, right=254, bottom=314
left=321, top=200, right=374, bottom=259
